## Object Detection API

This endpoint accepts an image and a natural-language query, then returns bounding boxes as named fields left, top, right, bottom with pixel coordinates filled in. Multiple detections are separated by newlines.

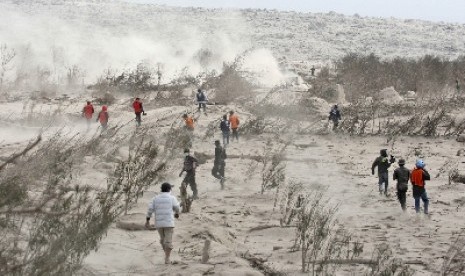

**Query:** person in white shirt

left=146, top=182, right=180, bottom=264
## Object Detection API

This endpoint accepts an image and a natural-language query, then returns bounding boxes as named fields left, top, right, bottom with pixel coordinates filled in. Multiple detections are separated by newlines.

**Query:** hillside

left=2, top=0, right=465, bottom=85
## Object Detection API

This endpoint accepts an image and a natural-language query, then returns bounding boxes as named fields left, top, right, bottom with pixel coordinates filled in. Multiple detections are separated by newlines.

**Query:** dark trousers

left=397, top=190, right=407, bottom=211
left=198, top=103, right=206, bottom=112
left=212, top=161, right=225, bottom=180
left=183, top=172, right=198, bottom=198
left=331, top=119, right=339, bottom=130
left=413, top=189, right=429, bottom=214
left=222, top=131, right=230, bottom=145
left=378, top=172, right=389, bottom=194
left=231, top=128, right=239, bottom=141
left=135, top=112, right=142, bottom=126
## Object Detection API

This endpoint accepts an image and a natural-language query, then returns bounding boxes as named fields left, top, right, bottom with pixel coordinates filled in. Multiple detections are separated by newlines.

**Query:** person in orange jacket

left=133, top=98, right=146, bottom=126
left=97, top=105, right=109, bottom=130
left=229, top=111, right=240, bottom=142
left=82, top=101, right=94, bottom=128
left=183, top=114, right=195, bottom=147
left=183, top=114, right=194, bottom=131
left=410, top=159, right=430, bottom=214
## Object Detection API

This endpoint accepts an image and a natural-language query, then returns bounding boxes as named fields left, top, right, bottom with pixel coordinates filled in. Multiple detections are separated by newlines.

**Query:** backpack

left=197, top=91, right=206, bottom=102
left=220, top=120, right=230, bottom=132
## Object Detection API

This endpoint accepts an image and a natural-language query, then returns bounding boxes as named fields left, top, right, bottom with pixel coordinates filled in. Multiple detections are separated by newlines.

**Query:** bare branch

left=0, top=135, right=41, bottom=171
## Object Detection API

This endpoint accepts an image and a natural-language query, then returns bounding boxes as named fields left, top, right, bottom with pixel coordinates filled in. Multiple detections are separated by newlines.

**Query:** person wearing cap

left=212, top=140, right=227, bottom=189
left=410, top=159, right=431, bottom=214
left=393, top=158, right=410, bottom=211
left=372, top=149, right=396, bottom=196
left=179, top=148, right=199, bottom=199
left=145, top=182, right=180, bottom=264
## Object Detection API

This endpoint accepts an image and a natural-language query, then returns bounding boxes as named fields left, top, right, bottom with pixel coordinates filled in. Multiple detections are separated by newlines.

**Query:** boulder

left=376, top=87, right=403, bottom=104
left=301, top=97, right=330, bottom=117
left=457, top=135, right=465, bottom=142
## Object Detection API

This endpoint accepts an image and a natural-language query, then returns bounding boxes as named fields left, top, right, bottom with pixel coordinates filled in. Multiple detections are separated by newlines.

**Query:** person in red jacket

left=132, top=98, right=145, bottom=126
left=82, top=101, right=94, bottom=129
left=410, top=159, right=430, bottom=215
left=96, top=105, right=109, bottom=130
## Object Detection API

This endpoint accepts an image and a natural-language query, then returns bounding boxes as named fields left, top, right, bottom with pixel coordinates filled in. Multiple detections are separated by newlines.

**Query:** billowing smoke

left=0, top=1, right=292, bottom=92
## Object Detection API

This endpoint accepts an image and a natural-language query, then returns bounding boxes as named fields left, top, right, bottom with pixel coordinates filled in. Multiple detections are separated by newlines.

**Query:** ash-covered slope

left=3, top=0, right=465, bottom=81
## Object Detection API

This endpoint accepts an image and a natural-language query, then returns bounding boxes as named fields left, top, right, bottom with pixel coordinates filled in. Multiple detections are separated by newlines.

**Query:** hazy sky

left=125, top=0, right=465, bottom=23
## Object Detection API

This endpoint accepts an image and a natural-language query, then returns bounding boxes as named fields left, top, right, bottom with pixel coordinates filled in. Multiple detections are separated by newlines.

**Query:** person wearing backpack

left=372, top=149, right=396, bottom=196
left=96, top=105, right=109, bottom=131
left=410, top=159, right=431, bottom=215
left=393, top=158, right=410, bottom=211
left=220, top=115, right=230, bottom=146
left=211, top=140, right=227, bottom=189
left=196, top=89, right=207, bottom=113
left=229, top=111, right=240, bottom=142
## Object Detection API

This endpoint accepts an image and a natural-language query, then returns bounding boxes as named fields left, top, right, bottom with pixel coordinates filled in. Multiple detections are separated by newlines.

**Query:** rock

left=405, top=90, right=416, bottom=98
left=457, top=135, right=465, bottom=142
left=300, top=97, right=330, bottom=117
left=376, top=86, right=404, bottom=104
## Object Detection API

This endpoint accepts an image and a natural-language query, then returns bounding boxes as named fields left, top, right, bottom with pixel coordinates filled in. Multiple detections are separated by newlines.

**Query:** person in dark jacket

left=179, top=148, right=199, bottom=199
left=410, top=159, right=431, bottom=214
left=220, top=115, right=230, bottom=146
left=393, top=158, right=410, bottom=211
left=211, top=140, right=227, bottom=189
left=328, top=105, right=342, bottom=130
left=196, top=89, right=207, bottom=113
left=372, top=149, right=396, bottom=196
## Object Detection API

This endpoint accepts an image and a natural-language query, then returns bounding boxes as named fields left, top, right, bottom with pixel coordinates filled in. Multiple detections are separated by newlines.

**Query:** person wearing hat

left=212, top=140, right=227, bottom=189
left=179, top=148, right=199, bottom=199
left=145, top=182, right=180, bottom=264
left=410, top=159, right=431, bottom=214
left=393, top=158, right=410, bottom=211
left=372, top=149, right=396, bottom=196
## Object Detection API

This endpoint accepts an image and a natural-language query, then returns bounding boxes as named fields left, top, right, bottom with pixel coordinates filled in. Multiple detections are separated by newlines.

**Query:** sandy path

left=79, top=111, right=465, bottom=275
